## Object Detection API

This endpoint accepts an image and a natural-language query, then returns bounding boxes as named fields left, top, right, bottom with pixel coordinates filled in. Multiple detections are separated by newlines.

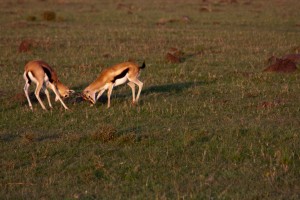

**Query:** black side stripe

left=112, top=68, right=129, bottom=83
left=42, top=66, right=54, bottom=83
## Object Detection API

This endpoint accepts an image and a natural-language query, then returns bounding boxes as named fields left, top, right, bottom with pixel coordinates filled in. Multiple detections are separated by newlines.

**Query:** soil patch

left=165, top=48, right=185, bottom=63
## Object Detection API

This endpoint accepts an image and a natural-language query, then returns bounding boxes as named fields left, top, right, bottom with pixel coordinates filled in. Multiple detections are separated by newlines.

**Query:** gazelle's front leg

left=127, top=82, right=136, bottom=103
left=96, top=89, right=106, bottom=102
left=107, top=84, right=114, bottom=108
left=48, top=83, right=69, bottom=110
left=43, top=83, right=53, bottom=109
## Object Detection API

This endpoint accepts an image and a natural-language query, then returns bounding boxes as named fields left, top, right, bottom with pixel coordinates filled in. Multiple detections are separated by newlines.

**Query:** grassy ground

left=1, top=0, right=300, bottom=199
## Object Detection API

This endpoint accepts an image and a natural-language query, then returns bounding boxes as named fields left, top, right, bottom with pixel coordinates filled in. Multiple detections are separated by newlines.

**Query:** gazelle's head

left=56, top=81, right=75, bottom=99
left=82, top=89, right=96, bottom=104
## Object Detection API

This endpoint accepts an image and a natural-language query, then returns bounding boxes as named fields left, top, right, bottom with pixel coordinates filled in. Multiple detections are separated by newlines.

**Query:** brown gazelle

left=82, top=61, right=145, bottom=108
left=23, top=60, right=74, bottom=110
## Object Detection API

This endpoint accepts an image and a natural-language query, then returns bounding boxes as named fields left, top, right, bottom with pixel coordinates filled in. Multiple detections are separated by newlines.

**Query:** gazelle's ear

left=69, top=90, right=75, bottom=94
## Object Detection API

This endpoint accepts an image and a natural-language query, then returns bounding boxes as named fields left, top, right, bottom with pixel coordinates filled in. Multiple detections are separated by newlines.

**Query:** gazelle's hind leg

left=48, top=83, right=69, bottom=110
left=129, top=78, right=143, bottom=103
left=23, top=73, right=33, bottom=110
left=127, top=82, right=136, bottom=103
left=35, top=82, right=47, bottom=110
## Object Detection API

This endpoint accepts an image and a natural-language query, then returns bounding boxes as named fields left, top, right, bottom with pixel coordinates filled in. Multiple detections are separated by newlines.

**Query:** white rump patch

left=28, top=72, right=38, bottom=84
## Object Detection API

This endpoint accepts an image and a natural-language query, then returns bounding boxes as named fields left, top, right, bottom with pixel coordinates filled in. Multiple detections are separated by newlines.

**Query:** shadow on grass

left=0, top=131, right=61, bottom=143
left=0, top=133, right=19, bottom=142
left=67, top=80, right=215, bottom=105
left=2, top=80, right=215, bottom=110
left=142, top=81, right=213, bottom=95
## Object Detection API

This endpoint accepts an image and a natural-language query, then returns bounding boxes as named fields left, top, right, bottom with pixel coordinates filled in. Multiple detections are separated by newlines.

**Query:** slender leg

left=24, top=82, right=33, bottom=110
left=23, top=73, right=34, bottom=110
left=127, top=82, right=136, bottom=103
left=35, top=82, right=47, bottom=110
left=49, top=83, right=69, bottom=110
left=130, top=78, right=143, bottom=103
left=96, top=89, right=106, bottom=101
left=43, top=85, right=53, bottom=109
left=107, top=84, right=114, bottom=108
left=55, top=95, right=59, bottom=102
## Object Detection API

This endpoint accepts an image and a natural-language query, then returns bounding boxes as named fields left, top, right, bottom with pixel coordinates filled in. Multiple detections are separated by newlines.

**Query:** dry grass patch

left=18, top=38, right=52, bottom=53
left=42, top=11, right=56, bottom=21
left=91, top=125, right=116, bottom=143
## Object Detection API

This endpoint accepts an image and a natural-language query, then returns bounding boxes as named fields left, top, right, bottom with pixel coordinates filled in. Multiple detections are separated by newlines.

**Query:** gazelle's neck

left=89, top=76, right=107, bottom=93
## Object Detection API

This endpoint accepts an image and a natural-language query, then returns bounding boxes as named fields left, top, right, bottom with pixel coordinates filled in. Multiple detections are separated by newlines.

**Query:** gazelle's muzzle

left=82, top=93, right=95, bottom=104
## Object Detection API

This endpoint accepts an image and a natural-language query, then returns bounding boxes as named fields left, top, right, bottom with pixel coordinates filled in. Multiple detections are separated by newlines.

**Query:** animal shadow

left=64, top=81, right=214, bottom=105
left=142, top=81, right=213, bottom=95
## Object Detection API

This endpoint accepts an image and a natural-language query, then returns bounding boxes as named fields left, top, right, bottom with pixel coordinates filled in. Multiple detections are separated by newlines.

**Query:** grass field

left=1, top=0, right=300, bottom=199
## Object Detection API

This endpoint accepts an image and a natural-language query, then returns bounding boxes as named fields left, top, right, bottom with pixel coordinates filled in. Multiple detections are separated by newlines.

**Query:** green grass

left=1, top=0, right=300, bottom=199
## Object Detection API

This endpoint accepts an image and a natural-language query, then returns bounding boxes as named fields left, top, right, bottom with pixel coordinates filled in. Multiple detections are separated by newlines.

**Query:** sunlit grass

left=0, top=0, right=300, bottom=199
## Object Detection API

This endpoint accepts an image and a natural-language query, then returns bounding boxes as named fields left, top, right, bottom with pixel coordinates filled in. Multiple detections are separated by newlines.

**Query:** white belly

left=114, top=75, right=128, bottom=86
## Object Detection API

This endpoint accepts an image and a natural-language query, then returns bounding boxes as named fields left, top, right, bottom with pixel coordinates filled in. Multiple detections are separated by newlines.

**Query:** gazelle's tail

left=140, top=61, right=146, bottom=69
left=24, top=71, right=31, bottom=84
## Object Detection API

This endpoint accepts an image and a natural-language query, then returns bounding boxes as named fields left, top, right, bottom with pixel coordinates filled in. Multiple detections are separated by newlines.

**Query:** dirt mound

left=42, top=11, right=56, bottom=21
left=282, top=54, right=300, bottom=64
left=165, top=48, right=185, bottom=63
left=156, top=16, right=191, bottom=25
left=166, top=53, right=181, bottom=63
left=263, top=58, right=297, bottom=73
left=18, top=38, right=51, bottom=53
left=116, top=3, right=137, bottom=14
left=265, top=53, right=300, bottom=73
left=218, top=0, right=238, bottom=4
left=19, top=39, right=34, bottom=53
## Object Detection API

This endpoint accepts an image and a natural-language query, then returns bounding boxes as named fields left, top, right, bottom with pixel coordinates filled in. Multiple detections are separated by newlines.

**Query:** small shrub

left=91, top=125, right=116, bottom=143
left=116, top=133, right=136, bottom=145
left=42, top=11, right=56, bottom=21
left=26, top=15, right=37, bottom=21
left=23, top=131, right=36, bottom=142
left=19, top=39, right=33, bottom=53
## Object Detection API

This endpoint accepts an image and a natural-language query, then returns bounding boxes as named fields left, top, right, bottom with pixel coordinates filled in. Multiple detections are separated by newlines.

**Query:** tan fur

left=23, top=60, right=74, bottom=110
left=82, top=61, right=145, bottom=108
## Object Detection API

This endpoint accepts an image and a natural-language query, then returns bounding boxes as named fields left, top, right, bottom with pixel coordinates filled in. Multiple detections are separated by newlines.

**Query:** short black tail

left=140, top=61, right=146, bottom=69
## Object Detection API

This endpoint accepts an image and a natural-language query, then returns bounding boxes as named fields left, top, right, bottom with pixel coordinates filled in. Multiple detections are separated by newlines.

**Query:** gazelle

left=23, top=60, right=74, bottom=110
left=82, top=61, right=145, bottom=108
